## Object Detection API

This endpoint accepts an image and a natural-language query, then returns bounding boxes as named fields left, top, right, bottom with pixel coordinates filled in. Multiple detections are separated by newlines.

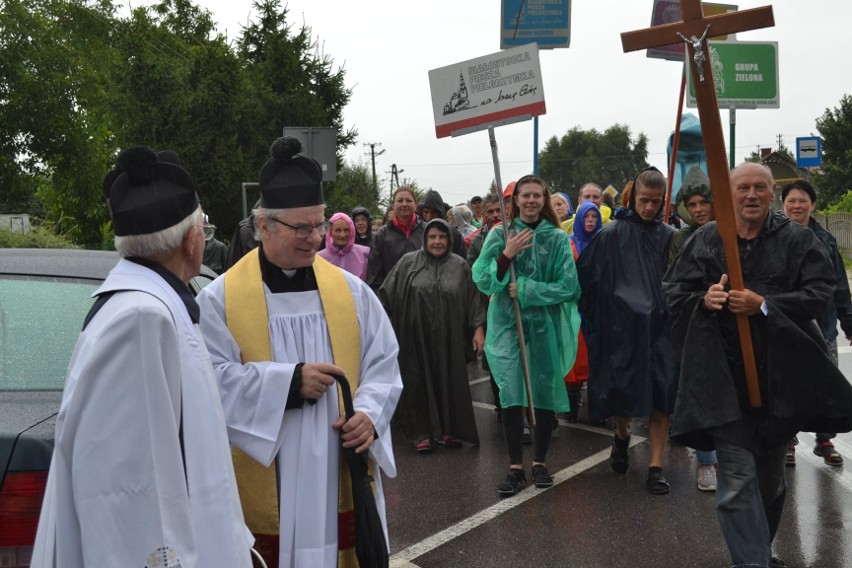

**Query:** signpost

left=622, top=1, right=775, bottom=408
left=646, top=1, right=738, bottom=60
left=501, top=0, right=571, bottom=49
left=796, top=136, right=821, bottom=168
left=428, top=44, right=546, bottom=139
left=686, top=41, right=779, bottom=108
left=281, top=127, right=337, bottom=182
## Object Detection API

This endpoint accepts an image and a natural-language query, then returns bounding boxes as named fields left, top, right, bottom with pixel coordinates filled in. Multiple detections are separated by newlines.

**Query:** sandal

left=813, top=441, right=844, bottom=466
left=610, top=434, right=630, bottom=474
left=415, top=437, right=432, bottom=454
left=437, top=433, right=463, bottom=448
left=646, top=471, right=671, bottom=495
left=497, top=468, right=527, bottom=496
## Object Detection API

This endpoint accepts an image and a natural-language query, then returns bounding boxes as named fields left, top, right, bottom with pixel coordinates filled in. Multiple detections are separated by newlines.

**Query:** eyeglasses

left=188, top=222, right=216, bottom=241
left=268, top=216, right=328, bottom=238
left=201, top=223, right=216, bottom=241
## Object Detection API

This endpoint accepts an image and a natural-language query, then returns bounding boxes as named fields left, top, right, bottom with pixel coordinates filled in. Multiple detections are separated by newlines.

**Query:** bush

left=0, top=224, right=78, bottom=248
left=821, top=190, right=852, bottom=214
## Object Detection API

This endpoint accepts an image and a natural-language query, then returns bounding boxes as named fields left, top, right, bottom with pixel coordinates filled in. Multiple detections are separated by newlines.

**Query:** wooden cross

left=621, top=2, right=775, bottom=408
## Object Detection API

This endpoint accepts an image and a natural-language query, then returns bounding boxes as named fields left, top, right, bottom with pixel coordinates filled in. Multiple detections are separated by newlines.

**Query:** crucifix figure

left=677, top=24, right=711, bottom=83
left=621, top=1, right=774, bottom=408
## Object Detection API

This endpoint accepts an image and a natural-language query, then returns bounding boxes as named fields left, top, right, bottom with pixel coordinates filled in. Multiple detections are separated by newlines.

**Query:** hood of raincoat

left=423, top=218, right=454, bottom=260
left=570, top=201, right=602, bottom=255
left=350, top=206, right=372, bottom=224
left=449, top=204, right=477, bottom=238
left=325, top=212, right=356, bottom=254
left=560, top=192, right=575, bottom=217
left=350, top=205, right=372, bottom=246
left=419, top=190, right=449, bottom=218
left=675, top=167, right=712, bottom=228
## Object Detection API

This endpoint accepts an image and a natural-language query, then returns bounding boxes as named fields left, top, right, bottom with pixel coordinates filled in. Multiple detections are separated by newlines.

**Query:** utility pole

left=363, top=142, right=385, bottom=197
left=389, top=164, right=403, bottom=192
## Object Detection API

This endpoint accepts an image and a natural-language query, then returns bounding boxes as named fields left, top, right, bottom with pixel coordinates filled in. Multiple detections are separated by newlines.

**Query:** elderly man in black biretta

left=32, top=147, right=252, bottom=566
left=196, top=136, right=401, bottom=568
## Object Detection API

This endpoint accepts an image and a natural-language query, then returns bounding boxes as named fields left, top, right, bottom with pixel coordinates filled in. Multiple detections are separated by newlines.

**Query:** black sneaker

left=531, top=464, right=553, bottom=488
left=610, top=434, right=630, bottom=474
left=497, top=468, right=527, bottom=496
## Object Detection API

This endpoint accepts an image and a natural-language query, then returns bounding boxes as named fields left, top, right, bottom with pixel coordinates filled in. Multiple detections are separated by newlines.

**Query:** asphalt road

left=382, top=350, right=852, bottom=568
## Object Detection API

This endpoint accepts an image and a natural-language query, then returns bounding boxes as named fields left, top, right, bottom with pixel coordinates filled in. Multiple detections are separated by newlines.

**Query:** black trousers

left=502, top=406, right=555, bottom=465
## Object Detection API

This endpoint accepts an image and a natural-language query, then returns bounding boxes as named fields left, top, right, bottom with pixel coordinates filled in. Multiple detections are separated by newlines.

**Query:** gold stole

left=224, top=248, right=364, bottom=567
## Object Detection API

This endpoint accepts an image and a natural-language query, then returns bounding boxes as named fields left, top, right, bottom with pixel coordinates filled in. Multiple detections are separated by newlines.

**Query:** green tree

left=815, top=94, right=852, bottom=207
left=325, top=161, right=380, bottom=217
left=0, top=0, right=117, bottom=244
left=1, top=0, right=358, bottom=242
left=538, top=124, right=649, bottom=204
left=237, top=0, right=357, bottom=194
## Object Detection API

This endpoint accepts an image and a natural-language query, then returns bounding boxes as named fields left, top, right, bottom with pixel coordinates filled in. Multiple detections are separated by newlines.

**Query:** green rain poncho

left=472, top=219, right=581, bottom=411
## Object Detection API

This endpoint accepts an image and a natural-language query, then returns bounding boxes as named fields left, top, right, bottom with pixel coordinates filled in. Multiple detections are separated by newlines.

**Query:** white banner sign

left=428, top=44, right=546, bottom=138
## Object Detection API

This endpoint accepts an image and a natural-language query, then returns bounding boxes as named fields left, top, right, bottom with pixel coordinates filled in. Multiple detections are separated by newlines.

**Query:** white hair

left=114, top=205, right=202, bottom=261
left=252, top=206, right=286, bottom=241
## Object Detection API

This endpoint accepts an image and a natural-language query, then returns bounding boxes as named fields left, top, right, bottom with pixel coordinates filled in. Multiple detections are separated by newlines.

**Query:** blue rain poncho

left=472, top=219, right=581, bottom=411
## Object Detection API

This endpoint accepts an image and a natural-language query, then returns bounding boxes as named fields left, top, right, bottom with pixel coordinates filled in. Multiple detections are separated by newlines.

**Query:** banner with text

left=501, top=0, right=571, bottom=49
left=429, top=44, right=546, bottom=138
left=686, top=41, right=779, bottom=109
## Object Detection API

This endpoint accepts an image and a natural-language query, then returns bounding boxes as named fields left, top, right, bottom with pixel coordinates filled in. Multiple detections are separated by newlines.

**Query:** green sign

left=687, top=41, right=779, bottom=109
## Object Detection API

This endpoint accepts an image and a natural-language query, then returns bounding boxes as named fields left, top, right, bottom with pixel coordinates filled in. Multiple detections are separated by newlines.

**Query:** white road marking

left=389, top=427, right=644, bottom=566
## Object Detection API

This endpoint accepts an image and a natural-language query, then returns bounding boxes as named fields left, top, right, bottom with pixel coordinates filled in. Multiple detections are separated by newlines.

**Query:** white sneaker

left=697, top=464, right=717, bottom=492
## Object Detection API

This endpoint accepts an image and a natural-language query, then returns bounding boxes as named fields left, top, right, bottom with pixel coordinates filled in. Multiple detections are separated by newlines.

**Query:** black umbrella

left=333, top=375, right=390, bottom=568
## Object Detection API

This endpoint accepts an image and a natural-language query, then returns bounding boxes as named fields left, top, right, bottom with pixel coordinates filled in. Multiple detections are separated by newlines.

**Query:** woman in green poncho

left=472, top=174, right=581, bottom=496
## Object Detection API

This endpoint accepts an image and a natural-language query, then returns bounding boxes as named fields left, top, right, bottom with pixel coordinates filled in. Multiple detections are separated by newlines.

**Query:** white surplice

left=32, top=259, right=252, bottom=568
left=197, top=267, right=402, bottom=568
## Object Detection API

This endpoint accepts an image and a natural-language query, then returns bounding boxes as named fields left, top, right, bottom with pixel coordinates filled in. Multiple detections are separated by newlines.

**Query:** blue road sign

left=501, top=0, right=571, bottom=49
left=796, top=136, right=821, bottom=168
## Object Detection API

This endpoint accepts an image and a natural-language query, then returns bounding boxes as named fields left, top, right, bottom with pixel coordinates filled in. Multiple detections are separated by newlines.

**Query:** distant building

left=758, top=149, right=811, bottom=209
left=0, top=214, right=31, bottom=233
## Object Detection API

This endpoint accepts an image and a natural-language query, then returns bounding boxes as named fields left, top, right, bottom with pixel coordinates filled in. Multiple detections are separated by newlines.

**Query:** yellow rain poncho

left=472, top=219, right=581, bottom=411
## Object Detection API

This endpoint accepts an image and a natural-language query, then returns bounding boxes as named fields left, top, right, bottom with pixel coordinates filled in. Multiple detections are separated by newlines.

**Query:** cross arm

left=621, top=6, right=774, bottom=53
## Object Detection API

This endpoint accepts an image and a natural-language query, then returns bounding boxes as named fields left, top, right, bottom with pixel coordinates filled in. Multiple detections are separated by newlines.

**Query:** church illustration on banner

left=442, top=72, right=471, bottom=115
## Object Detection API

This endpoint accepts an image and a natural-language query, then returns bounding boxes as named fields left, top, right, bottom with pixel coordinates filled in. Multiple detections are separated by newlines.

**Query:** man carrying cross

left=664, top=162, right=852, bottom=567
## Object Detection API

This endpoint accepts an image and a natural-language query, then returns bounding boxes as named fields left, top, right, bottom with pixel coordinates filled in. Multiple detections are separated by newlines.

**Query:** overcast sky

left=183, top=0, right=848, bottom=206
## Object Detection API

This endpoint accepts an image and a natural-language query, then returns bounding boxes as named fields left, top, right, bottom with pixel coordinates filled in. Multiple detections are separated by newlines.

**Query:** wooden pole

left=665, top=69, right=688, bottom=224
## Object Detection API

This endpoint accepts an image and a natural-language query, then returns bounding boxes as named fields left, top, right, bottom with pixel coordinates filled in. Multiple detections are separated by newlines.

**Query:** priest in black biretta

left=195, top=135, right=400, bottom=568
left=102, top=146, right=199, bottom=236
left=258, top=137, right=324, bottom=209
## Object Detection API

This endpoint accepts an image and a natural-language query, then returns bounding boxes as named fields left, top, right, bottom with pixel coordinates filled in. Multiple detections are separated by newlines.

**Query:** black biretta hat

left=104, top=147, right=199, bottom=236
left=259, top=137, right=324, bottom=208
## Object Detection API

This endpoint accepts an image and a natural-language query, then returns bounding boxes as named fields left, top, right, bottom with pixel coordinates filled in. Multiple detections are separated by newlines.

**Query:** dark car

left=0, top=248, right=217, bottom=567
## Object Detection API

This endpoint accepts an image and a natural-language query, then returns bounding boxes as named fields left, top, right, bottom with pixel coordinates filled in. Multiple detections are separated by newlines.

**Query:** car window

left=0, top=277, right=98, bottom=390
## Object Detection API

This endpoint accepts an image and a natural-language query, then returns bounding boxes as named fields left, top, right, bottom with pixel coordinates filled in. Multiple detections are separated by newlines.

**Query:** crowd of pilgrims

left=220, top=167, right=850, bottom=498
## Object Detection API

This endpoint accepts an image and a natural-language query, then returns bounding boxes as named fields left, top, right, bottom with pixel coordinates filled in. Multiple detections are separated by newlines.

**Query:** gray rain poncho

left=378, top=219, right=486, bottom=445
